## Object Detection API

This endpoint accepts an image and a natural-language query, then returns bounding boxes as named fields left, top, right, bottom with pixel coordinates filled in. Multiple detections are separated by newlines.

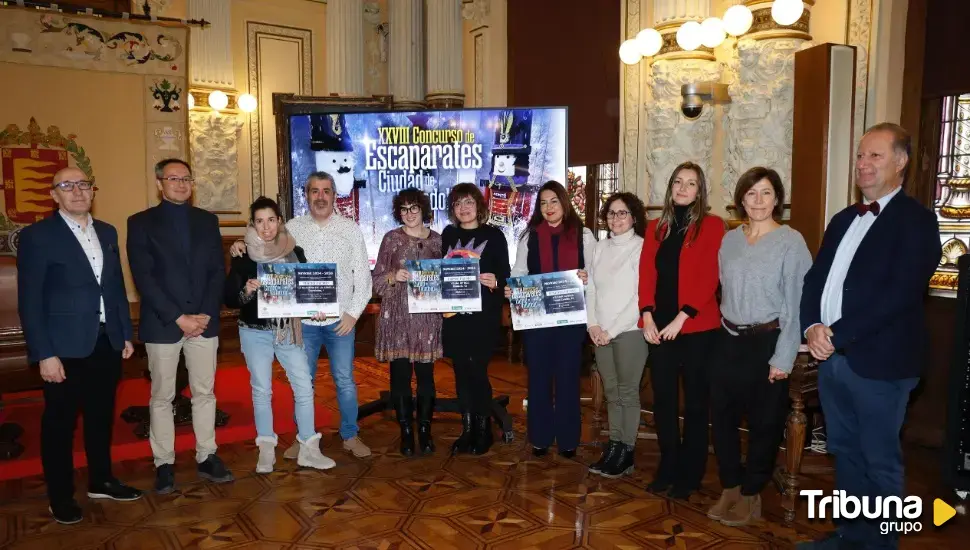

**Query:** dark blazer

left=224, top=247, right=307, bottom=327
left=127, top=203, right=225, bottom=344
left=800, top=190, right=941, bottom=380
left=16, top=213, right=133, bottom=363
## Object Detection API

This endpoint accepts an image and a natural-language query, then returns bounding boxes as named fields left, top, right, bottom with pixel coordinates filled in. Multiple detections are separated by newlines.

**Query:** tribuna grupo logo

left=800, top=490, right=923, bottom=535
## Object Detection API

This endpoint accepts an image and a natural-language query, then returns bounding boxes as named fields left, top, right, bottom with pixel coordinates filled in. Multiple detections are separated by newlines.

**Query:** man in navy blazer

left=17, top=167, right=143, bottom=525
left=797, top=124, right=941, bottom=550
left=127, top=158, right=232, bottom=494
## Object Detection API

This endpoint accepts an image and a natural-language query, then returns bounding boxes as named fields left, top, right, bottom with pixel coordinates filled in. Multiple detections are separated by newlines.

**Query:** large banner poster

left=257, top=263, right=339, bottom=319
left=287, top=107, right=568, bottom=268
left=508, top=270, right=587, bottom=331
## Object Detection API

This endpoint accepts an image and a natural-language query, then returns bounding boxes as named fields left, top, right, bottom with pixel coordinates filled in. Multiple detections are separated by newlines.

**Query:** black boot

left=451, top=412, right=474, bottom=455
left=395, top=396, right=415, bottom=457
left=600, top=443, right=635, bottom=479
left=470, top=414, right=493, bottom=455
left=589, top=440, right=619, bottom=475
left=416, top=395, right=435, bottom=455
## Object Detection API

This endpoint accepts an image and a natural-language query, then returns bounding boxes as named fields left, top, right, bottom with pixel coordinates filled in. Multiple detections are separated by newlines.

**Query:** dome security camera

left=680, top=83, right=731, bottom=120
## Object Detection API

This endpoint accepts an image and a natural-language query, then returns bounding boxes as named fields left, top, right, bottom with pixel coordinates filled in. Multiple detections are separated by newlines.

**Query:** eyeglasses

left=399, top=204, right=421, bottom=215
left=453, top=198, right=476, bottom=209
left=606, top=210, right=631, bottom=220
left=160, top=176, right=196, bottom=185
left=53, top=180, right=95, bottom=191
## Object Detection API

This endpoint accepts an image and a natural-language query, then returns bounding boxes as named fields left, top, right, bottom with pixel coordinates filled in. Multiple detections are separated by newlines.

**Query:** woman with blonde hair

left=638, top=162, right=724, bottom=499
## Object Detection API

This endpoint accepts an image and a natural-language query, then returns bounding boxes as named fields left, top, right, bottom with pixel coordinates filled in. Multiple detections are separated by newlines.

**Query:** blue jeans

left=818, top=353, right=918, bottom=550
left=239, top=327, right=316, bottom=441
left=302, top=322, right=358, bottom=440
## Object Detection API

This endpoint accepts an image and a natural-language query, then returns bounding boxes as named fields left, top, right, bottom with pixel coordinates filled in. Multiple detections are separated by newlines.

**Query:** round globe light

left=187, top=93, right=195, bottom=110
left=771, top=0, right=804, bottom=26
left=723, top=4, right=753, bottom=36
left=238, top=93, right=258, bottom=113
left=208, top=90, right=229, bottom=111
left=619, top=39, right=643, bottom=65
left=676, top=21, right=703, bottom=52
left=700, top=17, right=726, bottom=48
left=635, top=28, right=663, bottom=57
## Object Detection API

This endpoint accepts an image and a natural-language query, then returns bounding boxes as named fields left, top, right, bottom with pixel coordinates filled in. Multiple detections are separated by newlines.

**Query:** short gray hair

left=304, top=171, right=335, bottom=195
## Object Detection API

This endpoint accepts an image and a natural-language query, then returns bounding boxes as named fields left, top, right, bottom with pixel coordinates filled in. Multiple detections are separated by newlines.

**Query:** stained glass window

left=932, top=94, right=970, bottom=297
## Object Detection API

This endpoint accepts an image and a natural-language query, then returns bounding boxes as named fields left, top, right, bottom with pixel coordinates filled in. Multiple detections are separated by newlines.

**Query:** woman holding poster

left=441, top=183, right=510, bottom=456
left=224, top=197, right=335, bottom=474
left=585, top=192, right=648, bottom=478
left=372, top=187, right=443, bottom=457
left=507, top=181, right=596, bottom=458
left=639, top=162, right=725, bottom=500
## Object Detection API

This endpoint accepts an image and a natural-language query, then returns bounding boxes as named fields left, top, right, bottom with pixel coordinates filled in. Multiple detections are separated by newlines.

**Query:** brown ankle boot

left=707, top=486, right=741, bottom=520
left=719, top=493, right=762, bottom=526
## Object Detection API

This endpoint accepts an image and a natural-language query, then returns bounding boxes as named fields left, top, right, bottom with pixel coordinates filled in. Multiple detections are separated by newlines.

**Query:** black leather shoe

left=646, top=477, right=673, bottom=494
left=49, top=500, right=83, bottom=525
left=416, top=395, right=435, bottom=455
left=451, top=412, right=475, bottom=455
left=394, top=395, right=415, bottom=457
left=470, top=415, right=493, bottom=455
left=589, top=441, right=618, bottom=474
left=154, top=464, right=175, bottom=495
left=532, top=446, right=548, bottom=457
left=198, top=454, right=234, bottom=483
left=87, top=479, right=143, bottom=502
left=559, top=448, right=577, bottom=459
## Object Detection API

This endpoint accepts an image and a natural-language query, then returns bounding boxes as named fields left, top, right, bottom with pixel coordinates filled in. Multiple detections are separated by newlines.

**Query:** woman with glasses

left=224, top=196, right=334, bottom=474
left=371, top=187, right=443, bottom=457
left=441, top=183, right=510, bottom=455
left=586, top=192, right=648, bottom=477
left=639, top=161, right=724, bottom=499
left=707, top=167, right=810, bottom=526
left=507, top=181, right=596, bottom=458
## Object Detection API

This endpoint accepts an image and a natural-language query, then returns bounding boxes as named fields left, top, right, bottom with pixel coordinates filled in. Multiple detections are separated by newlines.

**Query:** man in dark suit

left=798, top=123, right=941, bottom=550
left=17, top=167, right=143, bottom=525
left=127, top=158, right=232, bottom=494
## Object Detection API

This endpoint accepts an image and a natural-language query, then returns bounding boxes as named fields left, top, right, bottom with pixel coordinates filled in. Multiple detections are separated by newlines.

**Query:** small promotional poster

left=508, top=270, right=587, bottom=330
left=288, top=107, right=568, bottom=268
left=257, top=263, right=339, bottom=319
left=405, top=258, right=482, bottom=313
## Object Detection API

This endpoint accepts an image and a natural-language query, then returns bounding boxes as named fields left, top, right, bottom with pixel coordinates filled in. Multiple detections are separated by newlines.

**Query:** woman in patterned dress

left=372, top=187, right=443, bottom=456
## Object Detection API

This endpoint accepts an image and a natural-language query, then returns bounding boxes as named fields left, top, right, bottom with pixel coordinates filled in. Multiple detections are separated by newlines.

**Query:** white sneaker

left=283, top=440, right=300, bottom=460
left=255, top=435, right=277, bottom=474
left=298, top=433, right=336, bottom=470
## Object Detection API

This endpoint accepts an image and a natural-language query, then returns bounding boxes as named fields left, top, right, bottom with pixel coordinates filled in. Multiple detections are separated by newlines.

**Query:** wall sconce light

left=700, top=17, right=726, bottom=48
left=771, top=0, right=804, bottom=26
left=619, top=39, right=642, bottom=65
left=675, top=21, right=703, bottom=52
left=722, top=4, right=753, bottom=36
left=187, top=93, right=195, bottom=110
left=237, top=93, right=258, bottom=113
left=636, top=28, right=663, bottom=57
left=208, top=90, right=229, bottom=111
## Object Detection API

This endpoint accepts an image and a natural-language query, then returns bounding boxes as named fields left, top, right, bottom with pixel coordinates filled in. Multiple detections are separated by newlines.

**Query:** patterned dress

left=372, top=227, right=444, bottom=363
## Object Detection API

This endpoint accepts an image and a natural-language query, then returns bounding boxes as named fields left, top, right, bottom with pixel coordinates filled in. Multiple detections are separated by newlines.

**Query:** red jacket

left=638, top=214, right=724, bottom=334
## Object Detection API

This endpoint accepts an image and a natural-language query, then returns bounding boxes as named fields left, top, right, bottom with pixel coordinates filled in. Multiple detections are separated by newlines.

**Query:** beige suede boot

left=706, top=486, right=741, bottom=520
left=719, top=494, right=762, bottom=526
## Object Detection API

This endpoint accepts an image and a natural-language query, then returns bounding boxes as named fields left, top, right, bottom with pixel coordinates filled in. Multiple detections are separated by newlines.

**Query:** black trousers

left=649, top=329, right=716, bottom=489
left=41, top=330, right=121, bottom=505
left=710, top=327, right=789, bottom=495
left=523, top=324, right=585, bottom=450
left=389, top=358, right=435, bottom=400
left=452, top=353, right=493, bottom=415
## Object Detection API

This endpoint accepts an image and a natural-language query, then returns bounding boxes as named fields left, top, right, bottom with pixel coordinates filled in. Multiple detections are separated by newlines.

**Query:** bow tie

left=855, top=201, right=881, bottom=217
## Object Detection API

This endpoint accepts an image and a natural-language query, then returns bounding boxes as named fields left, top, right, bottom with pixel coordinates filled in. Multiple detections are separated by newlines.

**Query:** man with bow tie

left=17, top=167, right=143, bottom=525
left=797, top=123, right=941, bottom=550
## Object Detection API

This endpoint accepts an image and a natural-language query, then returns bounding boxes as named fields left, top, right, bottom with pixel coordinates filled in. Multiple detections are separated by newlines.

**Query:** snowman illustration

left=310, top=113, right=366, bottom=221
left=479, top=110, right=535, bottom=233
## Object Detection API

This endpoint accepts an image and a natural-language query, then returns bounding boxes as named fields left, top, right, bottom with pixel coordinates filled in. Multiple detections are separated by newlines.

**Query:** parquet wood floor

left=0, top=356, right=964, bottom=549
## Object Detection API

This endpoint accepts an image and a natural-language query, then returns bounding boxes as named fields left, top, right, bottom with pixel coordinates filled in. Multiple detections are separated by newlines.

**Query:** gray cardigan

left=718, top=225, right=812, bottom=373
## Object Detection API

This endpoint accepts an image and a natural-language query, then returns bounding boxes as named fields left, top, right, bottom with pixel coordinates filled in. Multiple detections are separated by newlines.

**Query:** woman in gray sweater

left=707, top=167, right=812, bottom=527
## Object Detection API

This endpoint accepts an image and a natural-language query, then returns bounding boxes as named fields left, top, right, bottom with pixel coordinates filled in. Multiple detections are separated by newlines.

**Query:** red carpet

left=0, top=365, right=332, bottom=481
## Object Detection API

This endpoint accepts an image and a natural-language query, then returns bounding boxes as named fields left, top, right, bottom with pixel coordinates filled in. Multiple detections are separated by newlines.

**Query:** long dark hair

left=600, top=192, right=647, bottom=238
left=522, top=180, right=582, bottom=239
left=655, top=161, right=709, bottom=243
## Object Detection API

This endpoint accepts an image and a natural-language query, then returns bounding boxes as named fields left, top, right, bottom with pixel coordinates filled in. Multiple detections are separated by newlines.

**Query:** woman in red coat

left=639, top=161, right=724, bottom=499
